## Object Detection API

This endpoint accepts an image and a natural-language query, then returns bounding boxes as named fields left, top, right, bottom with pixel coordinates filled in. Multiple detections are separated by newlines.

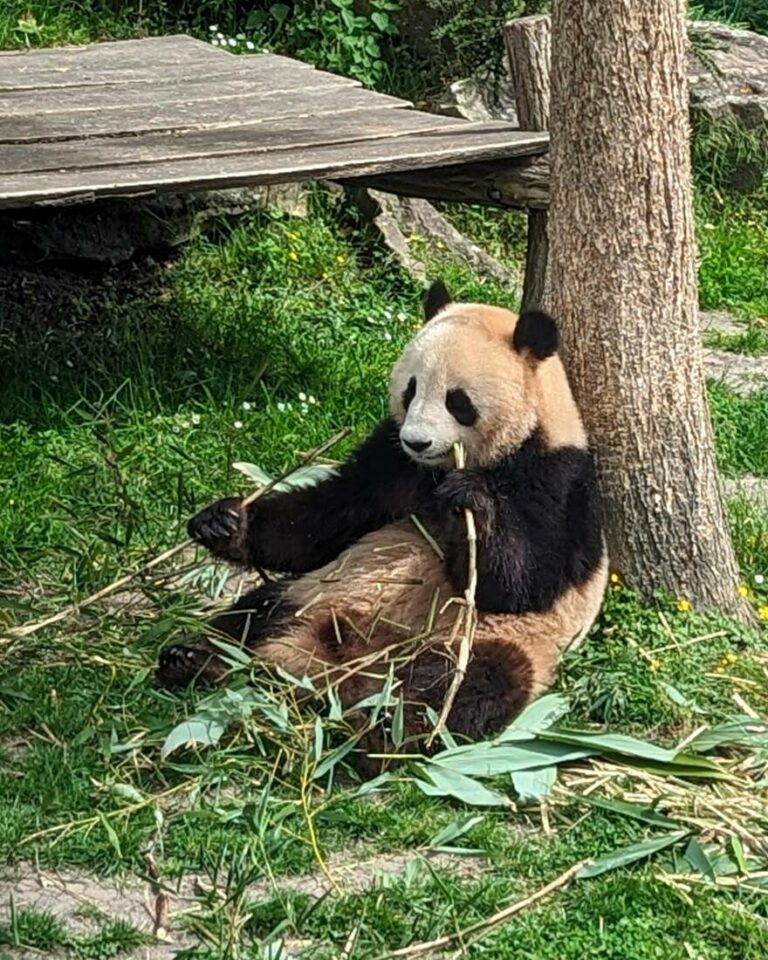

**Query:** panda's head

left=390, top=281, right=586, bottom=468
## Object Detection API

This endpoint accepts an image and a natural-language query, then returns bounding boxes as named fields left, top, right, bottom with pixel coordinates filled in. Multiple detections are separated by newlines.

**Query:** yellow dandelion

left=676, top=597, right=691, bottom=613
left=738, top=583, right=749, bottom=598
left=288, top=250, right=298, bottom=262
left=609, top=572, right=621, bottom=584
left=649, top=658, right=662, bottom=672
left=436, top=240, right=445, bottom=250
left=287, top=231, right=299, bottom=241
left=726, top=653, right=738, bottom=663
left=758, top=605, right=768, bottom=621
left=336, top=254, right=347, bottom=265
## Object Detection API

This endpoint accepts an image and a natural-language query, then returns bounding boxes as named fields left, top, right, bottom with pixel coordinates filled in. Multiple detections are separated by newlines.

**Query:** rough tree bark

left=504, top=14, right=550, bottom=312
left=548, top=0, right=746, bottom=614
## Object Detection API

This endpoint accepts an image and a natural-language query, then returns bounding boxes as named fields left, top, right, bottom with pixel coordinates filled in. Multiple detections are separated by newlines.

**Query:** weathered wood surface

left=505, top=15, right=551, bottom=312
left=0, top=35, right=548, bottom=209
left=0, top=126, right=547, bottom=208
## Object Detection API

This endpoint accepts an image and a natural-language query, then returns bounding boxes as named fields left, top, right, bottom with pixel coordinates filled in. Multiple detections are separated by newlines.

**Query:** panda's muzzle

left=402, top=437, right=432, bottom=454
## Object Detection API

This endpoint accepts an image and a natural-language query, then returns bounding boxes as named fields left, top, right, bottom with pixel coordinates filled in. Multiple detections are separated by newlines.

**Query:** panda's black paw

left=436, top=471, right=495, bottom=533
left=156, top=644, right=223, bottom=688
left=188, top=497, right=246, bottom=560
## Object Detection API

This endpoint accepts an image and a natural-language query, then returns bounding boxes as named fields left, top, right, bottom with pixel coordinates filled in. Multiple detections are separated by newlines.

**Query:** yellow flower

left=336, top=254, right=347, bottom=265
left=676, top=597, right=691, bottom=613
left=436, top=240, right=445, bottom=250
left=609, top=572, right=621, bottom=584
left=288, top=250, right=298, bottom=262
left=738, top=583, right=749, bottom=598
left=649, top=658, right=662, bottom=672
left=322, top=271, right=329, bottom=280
left=726, top=653, right=738, bottom=663
left=287, top=231, right=299, bottom=241
left=758, top=605, right=768, bottom=621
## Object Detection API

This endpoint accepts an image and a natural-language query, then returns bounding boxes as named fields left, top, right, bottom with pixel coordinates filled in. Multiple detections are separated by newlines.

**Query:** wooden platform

left=0, top=35, right=548, bottom=210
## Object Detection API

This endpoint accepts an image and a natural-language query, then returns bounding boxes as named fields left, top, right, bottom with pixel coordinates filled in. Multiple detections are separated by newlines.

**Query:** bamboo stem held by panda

left=427, top=441, right=478, bottom=747
left=5, top=428, right=351, bottom=640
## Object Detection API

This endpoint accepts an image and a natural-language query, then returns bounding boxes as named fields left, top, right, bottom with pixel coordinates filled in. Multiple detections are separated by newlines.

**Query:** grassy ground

left=0, top=185, right=767, bottom=958
left=2, top=8, right=768, bottom=959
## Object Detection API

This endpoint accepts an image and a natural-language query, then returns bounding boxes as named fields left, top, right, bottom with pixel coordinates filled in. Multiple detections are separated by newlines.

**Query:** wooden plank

left=0, top=67, right=362, bottom=115
left=0, top=128, right=549, bottom=208
left=0, top=109, right=466, bottom=175
left=0, top=86, right=410, bottom=143
left=0, top=43, right=344, bottom=93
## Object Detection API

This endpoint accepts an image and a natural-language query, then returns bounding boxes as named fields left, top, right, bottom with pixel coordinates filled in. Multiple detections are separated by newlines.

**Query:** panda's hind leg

left=156, top=581, right=293, bottom=688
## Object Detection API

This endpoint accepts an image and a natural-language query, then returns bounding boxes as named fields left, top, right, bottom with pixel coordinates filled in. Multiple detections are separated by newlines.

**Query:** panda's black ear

left=423, top=280, right=452, bottom=322
left=512, top=310, right=560, bottom=360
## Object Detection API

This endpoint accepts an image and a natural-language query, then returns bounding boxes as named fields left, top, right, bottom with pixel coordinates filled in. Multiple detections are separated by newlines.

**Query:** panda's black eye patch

left=446, top=388, right=477, bottom=426
left=402, top=376, right=417, bottom=411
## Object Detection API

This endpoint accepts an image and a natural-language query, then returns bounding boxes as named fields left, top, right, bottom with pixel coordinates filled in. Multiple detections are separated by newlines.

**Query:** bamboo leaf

left=684, top=837, right=717, bottom=880
left=499, top=694, right=570, bottom=740
left=432, top=740, right=595, bottom=776
left=414, top=763, right=511, bottom=807
left=587, top=797, right=681, bottom=829
left=428, top=815, right=485, bottom=849
left=161, top=713, right=228, bottom=758
left=577, top=831, right=689, bottom=879
left=511, top=766, right=557, bottom=803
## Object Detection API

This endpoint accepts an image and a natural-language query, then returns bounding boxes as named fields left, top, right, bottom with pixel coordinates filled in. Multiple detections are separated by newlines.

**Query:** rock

left=688, top=21, right=768, bottom=126
left=434, top=63, right=518, bottom=124
left=440, top=19, right=768, bottom=131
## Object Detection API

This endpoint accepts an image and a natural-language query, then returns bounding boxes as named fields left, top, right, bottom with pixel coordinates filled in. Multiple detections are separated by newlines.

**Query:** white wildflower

left=756, top=574, right=765, bottom=585
left=277, top=402, right=286, bottom=412
left=209, top=24, right=218, bottom=31
left=308, top=395, right=317, bottom=405
left=246, top=40, right=255, bottom=50
left=191, top=413, right=201, bottom=426
left=228, top=37, right=237, bottom=47
left=384, top=332, right=392, bottom=341
left=242, top=401, right=252, bottom=411
left=298, top=392, right=307, bottom=402
left=234, top=420, right=243, bottom=429
left=216, top=31, right=224, bottom=39
left=211, top=37, right=219, bottom=45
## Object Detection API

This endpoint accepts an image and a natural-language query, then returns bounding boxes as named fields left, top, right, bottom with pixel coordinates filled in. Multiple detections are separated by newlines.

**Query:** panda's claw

left=188, top=497, right=245, bottom=556
left=156, top=643, right=221, bottom=688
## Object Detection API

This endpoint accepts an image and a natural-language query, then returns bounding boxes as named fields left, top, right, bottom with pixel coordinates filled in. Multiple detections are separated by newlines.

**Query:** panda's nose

left=403, top=438, right=432, bottom=453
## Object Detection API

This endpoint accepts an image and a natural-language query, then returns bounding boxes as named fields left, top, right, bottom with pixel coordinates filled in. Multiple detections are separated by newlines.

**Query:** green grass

left=1, top=188, right=768, bottom=958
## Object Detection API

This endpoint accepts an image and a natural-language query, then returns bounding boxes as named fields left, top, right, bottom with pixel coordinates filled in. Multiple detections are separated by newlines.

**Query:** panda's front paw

left=156, top=643, right=224, bottom=688
left=188, top=497, right=246, bottom=561
left=436, top=471, right=495, bottom=533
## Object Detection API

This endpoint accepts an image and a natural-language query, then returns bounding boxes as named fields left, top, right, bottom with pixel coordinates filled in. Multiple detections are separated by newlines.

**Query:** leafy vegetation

left=1, top=2, right=768, bottom=957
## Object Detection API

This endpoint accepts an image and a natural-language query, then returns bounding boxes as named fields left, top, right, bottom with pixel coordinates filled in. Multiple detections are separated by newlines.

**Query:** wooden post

left=504, top=15, right=551, bottom=312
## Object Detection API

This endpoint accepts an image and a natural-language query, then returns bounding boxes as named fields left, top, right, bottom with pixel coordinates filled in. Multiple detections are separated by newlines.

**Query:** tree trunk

left=504, top=15, right=551, bottom=312
left=548, top=0, right=746, bottom=614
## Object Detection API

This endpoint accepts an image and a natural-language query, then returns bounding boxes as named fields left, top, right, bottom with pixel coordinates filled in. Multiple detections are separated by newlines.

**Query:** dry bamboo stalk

left=427, top=441, right=478, bottom=747
left=5, top=428, right=350, bottom=639
left=375, top=860, right=585, bottom=959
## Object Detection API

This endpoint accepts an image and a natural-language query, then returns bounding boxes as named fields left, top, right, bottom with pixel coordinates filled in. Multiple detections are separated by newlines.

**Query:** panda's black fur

left=158, top=283, right=607, bottom=758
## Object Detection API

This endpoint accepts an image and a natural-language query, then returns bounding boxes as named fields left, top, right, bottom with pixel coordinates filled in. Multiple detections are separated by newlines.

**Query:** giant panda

left=157, top=282, right=608, bottom=754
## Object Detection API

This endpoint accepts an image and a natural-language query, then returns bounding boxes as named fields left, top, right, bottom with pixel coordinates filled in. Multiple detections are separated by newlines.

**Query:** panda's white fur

left=158, top=291, right=608, bottom=757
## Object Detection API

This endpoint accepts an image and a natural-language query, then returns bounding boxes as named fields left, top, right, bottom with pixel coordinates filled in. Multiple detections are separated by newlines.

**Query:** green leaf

left=542, top=730, right=682, bottom=763
left=428, top=815, right=485, bottom=849
left=370, top=11, right=390, bottom=31
left=432, top=740, right=595, bottom=777
left=687, top=718, right=768, bottom=754
left=587, top=797, right=680, bottom=830
left=498, top=694, right=570, bottom=741
left=231, top=462, right=337, bottom=492
left=313, top=737, right=360, bottom=780
left=657, top=681, right=703, bottom=713
left=209, top=637, right=253, bottom=666
left=232, top=461, right=273, bottom=485
left=577, top=831, right=689, bottom=879
left=98, top=812, right=122, bottom=859
left=684, top=837, right=716, bottom=880
left=270, top=3, right=290, bottom=25
left=109, top=783, right=145, bottom=805
left=729, top=835, right=749, bottom=874
left=161, top=713, right=227, bottom=758
left=414, top=763, right=511, bottom=807
left=511, top=766, right=557, bottom=803
left=391, top=694, right=404, bottom=747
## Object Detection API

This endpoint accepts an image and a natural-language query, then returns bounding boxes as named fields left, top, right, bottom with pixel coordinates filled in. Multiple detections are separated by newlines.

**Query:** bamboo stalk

left=375, top=860, right=585, bottom=959
left=5, top=428, right=350, bottom=640
left=426, top=441, right=478, bottom=747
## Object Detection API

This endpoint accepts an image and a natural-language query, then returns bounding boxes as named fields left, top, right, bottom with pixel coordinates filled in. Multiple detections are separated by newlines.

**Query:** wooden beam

left=342, top=154, right=550, bottom=210
left=505, top=14, right=551, bottom=311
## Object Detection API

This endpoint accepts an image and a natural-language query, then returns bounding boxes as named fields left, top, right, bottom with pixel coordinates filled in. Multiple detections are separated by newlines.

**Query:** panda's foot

left=156, top=643, right=226, bottom=688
